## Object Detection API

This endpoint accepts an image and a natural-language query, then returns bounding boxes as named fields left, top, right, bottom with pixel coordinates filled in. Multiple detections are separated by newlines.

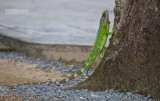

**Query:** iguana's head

left=102, top=10, right=110, bottom=24
left=100, top=10, right=110, bottom=31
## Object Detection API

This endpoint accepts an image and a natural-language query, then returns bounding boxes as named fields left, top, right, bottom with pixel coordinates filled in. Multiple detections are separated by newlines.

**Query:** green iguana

left=9, top=10, right=114, bottom=87
left=81, top=10, right=114, bottom=76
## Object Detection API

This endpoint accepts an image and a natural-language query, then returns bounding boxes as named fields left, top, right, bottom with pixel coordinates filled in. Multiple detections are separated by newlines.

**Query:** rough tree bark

left=69, top=0, right=160, bottom=99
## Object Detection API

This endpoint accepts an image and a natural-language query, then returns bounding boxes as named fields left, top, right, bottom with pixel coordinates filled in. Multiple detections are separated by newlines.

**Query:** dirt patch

left=0, top=94, right=25, bottom=101
left=0, top=59, right=68, bottom=87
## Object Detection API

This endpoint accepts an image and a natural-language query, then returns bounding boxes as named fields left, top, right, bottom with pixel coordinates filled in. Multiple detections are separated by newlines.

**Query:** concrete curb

left=0, top=41, right=14, bottom=52
left=0, top=34, right=101, bottom=68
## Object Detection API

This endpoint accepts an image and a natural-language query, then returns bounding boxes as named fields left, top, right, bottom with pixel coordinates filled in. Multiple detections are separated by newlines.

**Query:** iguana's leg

left=85, top=61, right=93, bottom=76
left=99, top=49, right=104, bottom=59
left=81, top=48, right=101, bottom=76
left=106, top=28, right=114, bottom=35
left=81, top=63, right=93, bottom=76
left=99, top=28, right=114, bottom=59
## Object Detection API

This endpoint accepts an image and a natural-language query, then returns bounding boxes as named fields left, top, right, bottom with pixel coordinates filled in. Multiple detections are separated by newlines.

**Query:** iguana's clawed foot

left=86, top=69, right=89, bottom=76
left=80, top=67, right=86, bottom=72
left=81, top=66, right=90, bottom=76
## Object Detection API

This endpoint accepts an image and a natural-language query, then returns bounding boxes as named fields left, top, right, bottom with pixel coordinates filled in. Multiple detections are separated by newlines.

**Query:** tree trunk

left=68, top=0, right=160, bottom=99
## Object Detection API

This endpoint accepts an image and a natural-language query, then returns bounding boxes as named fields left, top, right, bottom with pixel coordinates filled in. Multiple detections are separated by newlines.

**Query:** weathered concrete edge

left=0, top=41, right=14, bottom=52
left=0, top=34, right=101, bottom=68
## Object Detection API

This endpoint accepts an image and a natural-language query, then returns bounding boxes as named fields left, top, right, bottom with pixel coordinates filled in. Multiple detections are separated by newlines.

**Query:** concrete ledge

left=0, top=34, right=101, bottom=68
left=0, top=41, right=14, bottom=52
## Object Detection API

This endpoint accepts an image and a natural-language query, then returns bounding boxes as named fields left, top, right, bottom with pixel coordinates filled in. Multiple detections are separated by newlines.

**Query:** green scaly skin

left=81, top=10, right=114, bottom=75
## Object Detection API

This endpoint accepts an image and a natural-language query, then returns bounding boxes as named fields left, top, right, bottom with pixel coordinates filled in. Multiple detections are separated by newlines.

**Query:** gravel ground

left=0, top=51, right=155, bottom=101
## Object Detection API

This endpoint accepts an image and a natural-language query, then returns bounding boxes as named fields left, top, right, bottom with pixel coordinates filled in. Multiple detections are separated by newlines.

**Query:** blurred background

left=0, top=0, right=115, bottom=46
